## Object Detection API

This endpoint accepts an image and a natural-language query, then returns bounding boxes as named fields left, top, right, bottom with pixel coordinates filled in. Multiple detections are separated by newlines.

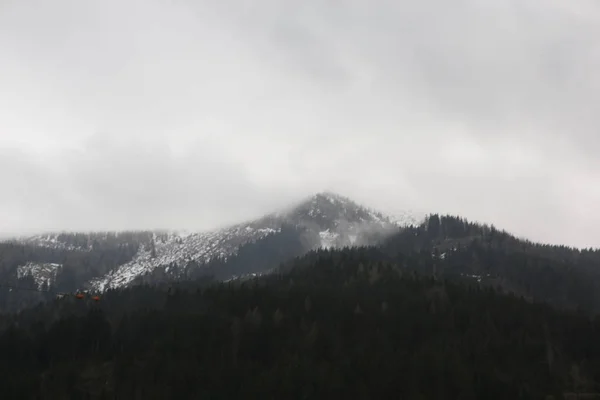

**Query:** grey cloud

left=1, top=0, right=600, bottom=248
left=0, top=134, right=297, bottom=233
left=226, top=0, right=600, bottom=149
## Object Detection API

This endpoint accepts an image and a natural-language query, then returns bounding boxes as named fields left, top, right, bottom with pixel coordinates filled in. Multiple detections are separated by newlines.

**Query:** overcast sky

left=1, top=0, right=599, bottom=247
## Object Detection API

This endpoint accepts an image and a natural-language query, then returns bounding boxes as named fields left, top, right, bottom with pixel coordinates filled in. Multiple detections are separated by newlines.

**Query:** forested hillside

left=3, top=211, right=600, bottom=397
left=1, top=247, right=600, bottom=398
left=0, top=232, right=151, bottom=312
left=4, top=213, right=600, bottom=317
left=381, top=215, right=600, bottom=314
left=125, top=214, right=600, bottom=316
left=0, top=192, right=407, bottom=308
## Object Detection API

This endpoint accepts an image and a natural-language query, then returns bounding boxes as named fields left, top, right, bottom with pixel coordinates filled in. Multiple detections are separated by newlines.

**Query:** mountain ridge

left=89, top=191, right=418, bottom=291
left=2, top=192, right=422, bottom=293
left=3, top=197, right=600, bottom=315
left=7, top=192, right=421, bottom=243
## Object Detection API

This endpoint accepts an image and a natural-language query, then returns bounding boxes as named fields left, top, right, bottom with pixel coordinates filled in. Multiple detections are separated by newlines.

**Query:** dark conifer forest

left=2, top=216, right=600, bottom=398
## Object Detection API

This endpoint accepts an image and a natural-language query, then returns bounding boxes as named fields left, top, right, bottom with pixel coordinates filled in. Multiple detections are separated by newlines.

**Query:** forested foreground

left=2, top=249, right=600, bottom=399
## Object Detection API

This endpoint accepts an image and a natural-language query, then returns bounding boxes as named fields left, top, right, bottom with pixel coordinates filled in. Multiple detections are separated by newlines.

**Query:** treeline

left=4, top=215, right=600, bottom=318
left=0, top=248, right=600, bottom=398
left=133, top=214, right=600, bottom=316
left=382, top=215, right=600, bottom=314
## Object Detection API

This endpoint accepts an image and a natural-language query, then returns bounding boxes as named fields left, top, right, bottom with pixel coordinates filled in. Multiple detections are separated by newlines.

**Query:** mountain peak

left=279, top=191, right=393, bottom=232
left=8, top=192, right=418, bottom=293
left=311, top=191, right=350, bottom=202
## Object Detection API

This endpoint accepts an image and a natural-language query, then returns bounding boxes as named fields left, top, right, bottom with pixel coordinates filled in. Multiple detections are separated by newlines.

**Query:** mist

left=1, top=0, right=600, bottom=247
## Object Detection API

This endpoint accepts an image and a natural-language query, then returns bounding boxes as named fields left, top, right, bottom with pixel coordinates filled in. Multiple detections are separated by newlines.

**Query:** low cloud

left=1, top=0, right=600, bottom=248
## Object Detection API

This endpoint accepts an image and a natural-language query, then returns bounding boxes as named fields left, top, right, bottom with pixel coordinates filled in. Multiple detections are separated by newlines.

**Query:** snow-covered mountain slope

left=389, top=210, right=424, bottom=227
left=10, top=231, right=153, bottom=253
left=15, top=234, right=90, bottom=252
left=274, top=192, right=407, bottom=248
left=17, top=262, right=62, bottom=289
left=89, top=192, right=418, bottom=291
left=88, top=224, right=280, bottom=291
left=3, top=192, right=421, bottom=292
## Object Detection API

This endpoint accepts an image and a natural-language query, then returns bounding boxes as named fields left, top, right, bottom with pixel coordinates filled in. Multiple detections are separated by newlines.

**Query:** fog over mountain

left=1, top=0, right=600, bottom=248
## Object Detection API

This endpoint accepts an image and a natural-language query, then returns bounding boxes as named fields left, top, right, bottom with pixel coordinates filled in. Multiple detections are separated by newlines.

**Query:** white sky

left=1, top=0, right=600, bottom=248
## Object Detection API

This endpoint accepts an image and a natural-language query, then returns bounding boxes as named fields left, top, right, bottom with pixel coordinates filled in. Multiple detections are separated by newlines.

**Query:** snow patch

left=319, top=230, right=339, bottom=249
left=17, top=262, right=62, bottom=289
